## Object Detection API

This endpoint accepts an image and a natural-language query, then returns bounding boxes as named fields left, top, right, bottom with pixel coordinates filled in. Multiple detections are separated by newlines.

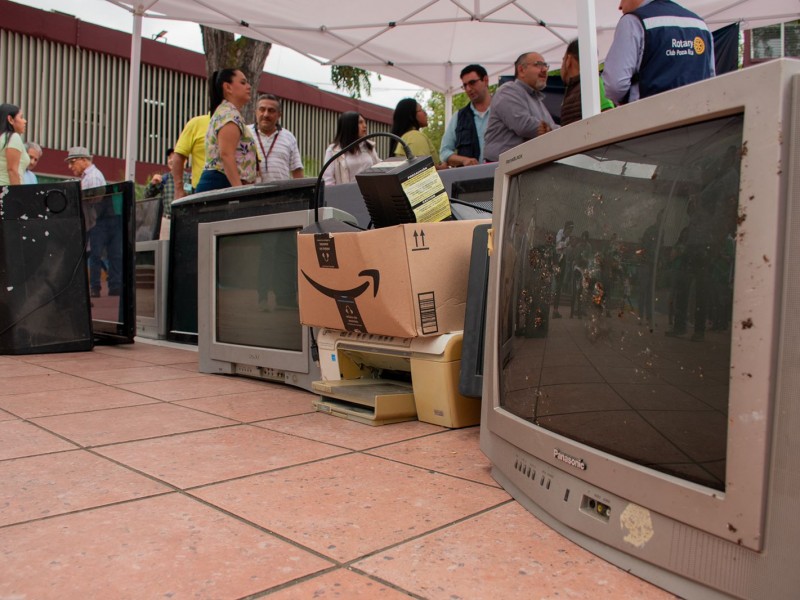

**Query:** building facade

left=0, top=0, right=393, bottom=183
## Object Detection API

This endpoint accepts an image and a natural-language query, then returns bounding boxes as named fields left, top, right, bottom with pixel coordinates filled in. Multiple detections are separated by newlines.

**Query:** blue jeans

left=88, top=216, right=122, bottom=294
left=195, top=170, right=231, bottom=193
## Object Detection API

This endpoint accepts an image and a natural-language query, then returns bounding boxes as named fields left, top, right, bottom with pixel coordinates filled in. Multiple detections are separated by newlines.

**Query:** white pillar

left=124, top=9, right=143, bottom=182
left=577, top=0, right=601, bottom=118
left=444, top=63, right=453, bottom=125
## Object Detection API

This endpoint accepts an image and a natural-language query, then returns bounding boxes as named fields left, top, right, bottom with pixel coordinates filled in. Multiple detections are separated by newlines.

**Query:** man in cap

left=66, top=146, right=106, bottom=190
left=66, top=146, right=118, bottom=298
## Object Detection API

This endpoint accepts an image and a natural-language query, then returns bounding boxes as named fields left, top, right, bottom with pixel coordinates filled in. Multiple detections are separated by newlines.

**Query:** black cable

left=314, top=132, right=413, bottom=224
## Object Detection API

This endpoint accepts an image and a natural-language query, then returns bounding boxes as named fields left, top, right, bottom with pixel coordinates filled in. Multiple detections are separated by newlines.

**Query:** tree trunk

left=201, top=26, right=272, bottom=124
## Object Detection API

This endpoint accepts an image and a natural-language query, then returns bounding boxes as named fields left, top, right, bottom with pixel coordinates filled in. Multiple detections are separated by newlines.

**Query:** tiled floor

left=0, top=340, right=677, bottom=599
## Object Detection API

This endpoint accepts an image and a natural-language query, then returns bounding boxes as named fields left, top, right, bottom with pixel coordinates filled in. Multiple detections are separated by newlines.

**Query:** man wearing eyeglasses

left=603, top=0, right=714, bottom=105
left=439, top=64, right=492, bottom=167
left=483, top=52, right=558, bottom=163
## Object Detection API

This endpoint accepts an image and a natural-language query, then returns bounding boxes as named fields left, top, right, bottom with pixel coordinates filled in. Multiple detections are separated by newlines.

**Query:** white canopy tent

left=106, top=0, right=800, bottom=179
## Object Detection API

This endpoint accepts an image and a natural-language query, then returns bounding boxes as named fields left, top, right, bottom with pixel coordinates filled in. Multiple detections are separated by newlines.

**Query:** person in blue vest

left=439, top=64, right=492, bottom=167
left=603, top=0, right=715, bottom=105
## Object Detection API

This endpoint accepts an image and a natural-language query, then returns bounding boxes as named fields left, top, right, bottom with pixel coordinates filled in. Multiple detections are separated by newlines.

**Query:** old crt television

left=480, top=59, right=800, bottom=599
left=197, top=207, right=356, bottom=392
left=0, top=181, right=93, bottom=354
left=83, top=181, right=136, bottom=344
left=135, top=240, right=169, bottom=339
left=168, top=179, right=317, bottom=344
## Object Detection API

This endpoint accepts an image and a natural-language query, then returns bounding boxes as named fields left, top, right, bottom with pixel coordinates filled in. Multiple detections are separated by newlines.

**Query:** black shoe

left=108, top=289, right=121, bottom=297
left=90, top=289, right=101, bottom=298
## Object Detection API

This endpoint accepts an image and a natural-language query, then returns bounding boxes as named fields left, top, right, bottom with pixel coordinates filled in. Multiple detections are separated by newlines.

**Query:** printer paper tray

left=312, top=379, right=417, bottom=426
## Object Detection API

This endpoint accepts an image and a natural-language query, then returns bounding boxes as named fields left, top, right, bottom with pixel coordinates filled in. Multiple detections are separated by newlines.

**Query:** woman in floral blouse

left=195, top=68, right=258, bottom=193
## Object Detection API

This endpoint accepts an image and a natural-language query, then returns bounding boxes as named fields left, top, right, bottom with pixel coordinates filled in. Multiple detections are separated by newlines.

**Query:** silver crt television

left=480, top=58, right=800, bottom=599
left=197, top=207, right=356, bottom=392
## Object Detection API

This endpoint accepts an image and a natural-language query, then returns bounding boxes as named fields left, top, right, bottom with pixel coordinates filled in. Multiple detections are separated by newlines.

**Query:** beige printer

left=313, top=328, right=480, bottom=428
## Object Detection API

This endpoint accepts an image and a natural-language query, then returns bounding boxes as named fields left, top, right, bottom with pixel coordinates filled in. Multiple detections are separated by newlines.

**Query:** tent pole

left=124, top=8, right=143, bottom=182
left=444, top=63, right=453, bottom=125
left=577, top=0, right=601, bottom=118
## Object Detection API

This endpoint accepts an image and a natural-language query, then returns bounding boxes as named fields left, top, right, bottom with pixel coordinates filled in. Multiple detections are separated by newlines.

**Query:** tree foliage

left=200, top=26, right=272, bottom=123
left=331, top=65, right=378, bottom=99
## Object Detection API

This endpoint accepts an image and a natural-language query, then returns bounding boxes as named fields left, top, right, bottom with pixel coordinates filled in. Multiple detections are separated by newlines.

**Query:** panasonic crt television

left=167, top=179, right=318, bottom=344
left=197, top=207, right=356, bottom=392
left=480, top=59, right=800, bottom=599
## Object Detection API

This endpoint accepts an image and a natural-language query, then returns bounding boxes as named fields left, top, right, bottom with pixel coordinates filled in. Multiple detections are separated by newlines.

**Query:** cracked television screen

left=499, top=115, right=741, bottom=492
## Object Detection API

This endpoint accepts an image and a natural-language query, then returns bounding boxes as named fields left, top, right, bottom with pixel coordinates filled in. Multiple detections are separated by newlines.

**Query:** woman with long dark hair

left=195, top=68, right=258, bottom=193
left=322, top=111, right=380, bottom=186
left=389, top=98, right=444, bottom=168
left=0, top=103, right=29, bottom=185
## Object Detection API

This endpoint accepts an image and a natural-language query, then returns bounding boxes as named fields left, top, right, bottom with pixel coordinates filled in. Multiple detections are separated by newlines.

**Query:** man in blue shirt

left=439, top=64, right=492, bottom=167
left=603, top=0, right=714, bottom=105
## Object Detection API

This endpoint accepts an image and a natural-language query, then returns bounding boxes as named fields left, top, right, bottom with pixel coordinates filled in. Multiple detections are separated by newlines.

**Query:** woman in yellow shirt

left=390, top=98, right=446, bottom=169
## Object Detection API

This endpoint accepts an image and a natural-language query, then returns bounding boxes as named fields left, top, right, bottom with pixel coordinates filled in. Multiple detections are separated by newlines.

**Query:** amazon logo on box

left=297, top=220, right=489, bottom=339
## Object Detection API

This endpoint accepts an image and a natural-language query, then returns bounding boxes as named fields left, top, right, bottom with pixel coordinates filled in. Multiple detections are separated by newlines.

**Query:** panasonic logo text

left=554, top=449, right=587, bottom=471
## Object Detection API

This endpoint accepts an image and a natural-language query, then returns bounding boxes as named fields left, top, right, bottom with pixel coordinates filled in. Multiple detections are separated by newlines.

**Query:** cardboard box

left=298, top=219, right=490, bottom=338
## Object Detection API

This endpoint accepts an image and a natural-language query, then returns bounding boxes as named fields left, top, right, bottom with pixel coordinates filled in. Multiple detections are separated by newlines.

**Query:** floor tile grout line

left=238, top=565, right=428, bottom=600
left=249, top=421, right=459, bottom=454
left=0, top=446, right=82, bottom=465
left=0, top=397, right=167, bottom=422
left=360, top=450, right=503, bottom=490
left=338, top=498, right=517, bottom=570
left=0, top=490, right=177, bottom=531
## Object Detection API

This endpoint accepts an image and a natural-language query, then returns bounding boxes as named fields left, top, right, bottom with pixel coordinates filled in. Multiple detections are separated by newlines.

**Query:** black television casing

left=83, top=181, right=137, bottom=345
left=459, top=223, right=492, bottom=398
left=0, top=181, right=93, bottom=354
left=167, top=179, right=318, bottom=344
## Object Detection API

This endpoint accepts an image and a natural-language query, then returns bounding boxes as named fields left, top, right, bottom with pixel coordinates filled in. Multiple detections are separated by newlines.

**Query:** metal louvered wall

left=0, top=29, right=391, bottom=176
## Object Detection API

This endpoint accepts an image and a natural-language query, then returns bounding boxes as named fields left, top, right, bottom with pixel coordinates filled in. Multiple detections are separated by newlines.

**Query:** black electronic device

left=0, top=181, right=93, bottom=354
left=167, top=179, right=318, bottom=344
left=458, top=223, right=491, bottom=398
left=82, top=181, right=137, bottom=344
left=355, top=155, right=451, bottom=228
